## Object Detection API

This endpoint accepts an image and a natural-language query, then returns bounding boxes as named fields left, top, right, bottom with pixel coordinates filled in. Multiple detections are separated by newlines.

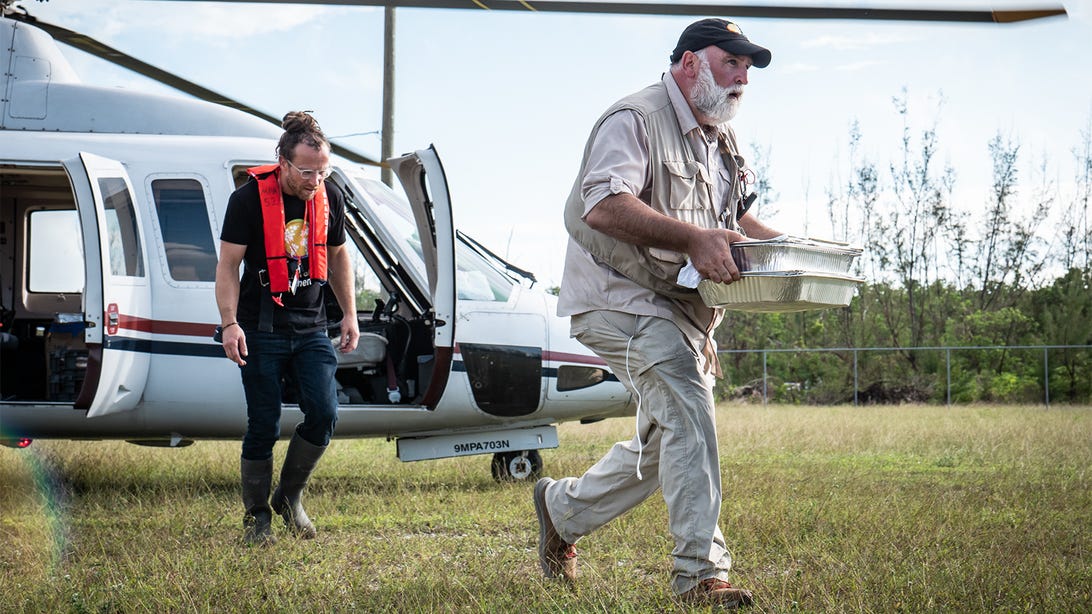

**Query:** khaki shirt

left=558, top=72, right=739, bottom=353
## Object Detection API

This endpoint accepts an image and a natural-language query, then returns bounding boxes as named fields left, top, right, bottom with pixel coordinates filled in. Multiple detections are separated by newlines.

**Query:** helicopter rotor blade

left=2, top=0, right=1065, bottom=170
left=5, top=11, right=382, bottom=166
left=139, top=0, right=1067, bottom=24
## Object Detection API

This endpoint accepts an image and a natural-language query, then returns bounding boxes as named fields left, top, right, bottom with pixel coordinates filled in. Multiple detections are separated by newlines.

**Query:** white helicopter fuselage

left=0, top=16, right=633, bottom=471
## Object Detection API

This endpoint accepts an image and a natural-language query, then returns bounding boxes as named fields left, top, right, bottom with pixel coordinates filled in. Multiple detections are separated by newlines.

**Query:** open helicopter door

left=387, top=146, right=456, bottom=408
left=62, top=153, right=151, bottom=417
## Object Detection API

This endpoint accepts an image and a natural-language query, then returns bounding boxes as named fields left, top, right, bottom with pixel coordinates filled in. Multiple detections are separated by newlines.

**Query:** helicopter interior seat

left=325, top=330, right=397, bottom=405
left=334, top=331, right=388, bottom=370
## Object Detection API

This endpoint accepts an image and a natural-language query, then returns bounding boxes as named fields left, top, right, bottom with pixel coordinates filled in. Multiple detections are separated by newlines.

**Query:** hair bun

left=274, top=110, right=329, bottom=160
left=281, top=111, right=321, bottom=134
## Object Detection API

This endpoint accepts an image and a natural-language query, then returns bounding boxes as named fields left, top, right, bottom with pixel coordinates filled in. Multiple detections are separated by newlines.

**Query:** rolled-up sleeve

left=579, top=110, right=650, bottom=217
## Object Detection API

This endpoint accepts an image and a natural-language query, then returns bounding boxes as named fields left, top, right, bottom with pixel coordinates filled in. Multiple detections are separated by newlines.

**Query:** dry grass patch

left=1, top=404, right=1089, bottom=612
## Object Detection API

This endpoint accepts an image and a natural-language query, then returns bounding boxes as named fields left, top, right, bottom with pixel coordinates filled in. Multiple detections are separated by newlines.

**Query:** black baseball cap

left=670, top=18, right=772, bottom=68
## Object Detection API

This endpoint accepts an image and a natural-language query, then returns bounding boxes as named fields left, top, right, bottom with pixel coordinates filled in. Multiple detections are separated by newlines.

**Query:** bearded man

left=533, top=18, right=781, bottom=609
left=215, top=111, right=359, bottom=545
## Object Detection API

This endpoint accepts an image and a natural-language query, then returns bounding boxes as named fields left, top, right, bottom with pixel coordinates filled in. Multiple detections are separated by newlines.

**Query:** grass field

left=1, top=404, right=1090, bottom=613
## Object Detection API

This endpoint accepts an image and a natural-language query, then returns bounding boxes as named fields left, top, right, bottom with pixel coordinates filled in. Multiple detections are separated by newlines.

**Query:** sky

left=16, top=0, right=1092, bottom=288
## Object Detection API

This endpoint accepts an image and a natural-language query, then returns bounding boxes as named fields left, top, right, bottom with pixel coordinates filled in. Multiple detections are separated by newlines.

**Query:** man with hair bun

left=215, top=111, right=359, bottom=545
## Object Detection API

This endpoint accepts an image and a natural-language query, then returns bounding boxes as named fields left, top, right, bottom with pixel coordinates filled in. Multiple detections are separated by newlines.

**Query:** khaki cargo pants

left=543, top=310, right=733, bottom=594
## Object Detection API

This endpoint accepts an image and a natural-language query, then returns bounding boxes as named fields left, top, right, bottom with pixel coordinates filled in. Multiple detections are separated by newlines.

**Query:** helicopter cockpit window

left=99, top=177, right=144, bottom=278
left=355, top=176, right=430, bottom=284
left=454, top=240, right=513, bottom=302
left=351, top=173, right=514, bottom=303
left=151, top=179, right=217, bottom=282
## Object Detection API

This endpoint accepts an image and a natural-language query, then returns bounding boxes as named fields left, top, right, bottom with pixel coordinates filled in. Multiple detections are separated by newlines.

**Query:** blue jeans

left=239, top=330, right=339, bottom=460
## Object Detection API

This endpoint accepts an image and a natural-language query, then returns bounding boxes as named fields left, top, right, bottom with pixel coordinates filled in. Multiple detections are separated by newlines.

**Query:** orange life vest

left=246, top=164, right=329, bottom=296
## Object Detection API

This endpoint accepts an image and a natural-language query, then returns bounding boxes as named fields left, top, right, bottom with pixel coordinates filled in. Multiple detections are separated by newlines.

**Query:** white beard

left=691, top=58, right=742, bottom=124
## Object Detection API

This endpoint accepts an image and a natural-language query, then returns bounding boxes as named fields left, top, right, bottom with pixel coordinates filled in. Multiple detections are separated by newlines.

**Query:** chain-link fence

left=717, top=344, right=1092, bottom=406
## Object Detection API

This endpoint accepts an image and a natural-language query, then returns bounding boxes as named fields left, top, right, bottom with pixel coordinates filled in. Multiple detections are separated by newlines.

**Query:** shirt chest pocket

left=663, top=160, right=714, bottom=211
left=717, top=167, right=742, bottom=217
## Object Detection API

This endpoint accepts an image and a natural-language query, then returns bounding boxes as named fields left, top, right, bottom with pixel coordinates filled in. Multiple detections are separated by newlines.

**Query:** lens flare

left=0, top=429, right=70, bottom=574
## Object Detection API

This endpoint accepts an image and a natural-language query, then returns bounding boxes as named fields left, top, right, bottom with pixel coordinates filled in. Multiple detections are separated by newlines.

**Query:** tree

left=973, top=132, right=1051, bottom=313
left=1030, top=268, right=1092, bottom=401
left=1058, top=115, right=1092, bottom=271
left=747, top=142, right=780, bottom=221
left=871, top=90, right=956, bottom=363
left=975, top=132, right=1020, bottom=309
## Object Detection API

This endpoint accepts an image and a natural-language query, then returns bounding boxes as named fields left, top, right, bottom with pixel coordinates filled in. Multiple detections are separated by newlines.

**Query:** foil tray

left=698, top=271, right=864, bottom=312
left=732, top=237, right=862, bottom=275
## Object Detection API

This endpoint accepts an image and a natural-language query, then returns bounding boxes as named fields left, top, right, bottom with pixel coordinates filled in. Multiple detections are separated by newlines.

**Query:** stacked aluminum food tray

left=698, top=237, right=864, bottom=312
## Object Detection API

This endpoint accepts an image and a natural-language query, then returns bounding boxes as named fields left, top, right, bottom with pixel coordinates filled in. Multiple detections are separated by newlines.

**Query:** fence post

left=946, top=348, right=951, bottom=407
left=1044, top=347, right=1050, bottom=408
left=853, top=349, right=859, bottom=407
left=762, top=350, right=768, bottom=406
left=713, top=343, right=1090, bottom=406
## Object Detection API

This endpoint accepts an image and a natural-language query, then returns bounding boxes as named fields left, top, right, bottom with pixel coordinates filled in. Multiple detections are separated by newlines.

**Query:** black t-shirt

left=220, top=178, right=347, bottom=334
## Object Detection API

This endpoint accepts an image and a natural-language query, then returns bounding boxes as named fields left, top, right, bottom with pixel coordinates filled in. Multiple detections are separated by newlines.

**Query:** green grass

left=1, top=404, right=1089, bottom=612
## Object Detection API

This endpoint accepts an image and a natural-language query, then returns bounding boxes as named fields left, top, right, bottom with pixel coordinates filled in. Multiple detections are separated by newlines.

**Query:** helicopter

left=0, top=9, right=642, bottom=481
left=0, top=1, right=1067, bottom=481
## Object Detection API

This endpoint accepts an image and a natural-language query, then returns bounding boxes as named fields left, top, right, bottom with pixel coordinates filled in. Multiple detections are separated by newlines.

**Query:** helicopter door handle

left=106, top=303, right=120, bottom=335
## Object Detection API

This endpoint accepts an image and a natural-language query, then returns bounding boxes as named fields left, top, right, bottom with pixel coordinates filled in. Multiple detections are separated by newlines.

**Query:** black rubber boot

left=240, top=457, right=276, bottom=546
left=271, top=433, right=326, bottom=539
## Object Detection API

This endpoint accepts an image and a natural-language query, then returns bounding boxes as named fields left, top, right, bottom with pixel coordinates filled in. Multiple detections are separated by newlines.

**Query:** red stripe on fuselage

left=543, top=350, right=607, bottom=366
left=113, top=319, right=608, bottom=366
left=116, top=314, right=216, bottom=337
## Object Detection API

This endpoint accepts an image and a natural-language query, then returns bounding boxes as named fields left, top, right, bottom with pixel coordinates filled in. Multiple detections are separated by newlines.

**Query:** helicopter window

left=99, top=177, right=144, bottom=278
left=556, top=365, right=607, bottom=392
left=27, top=210, right=84, bottom=293
left=348, top=249, right=384, bottom=312
left=455, top=240, right=514, bottom=302
left=151, top=179, right=217, bottom=282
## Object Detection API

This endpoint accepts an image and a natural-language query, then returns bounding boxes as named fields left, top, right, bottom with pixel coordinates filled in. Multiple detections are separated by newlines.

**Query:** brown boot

left=679, top=578, right=754, bottom=609
left=533, top=477, right=577, bottom=582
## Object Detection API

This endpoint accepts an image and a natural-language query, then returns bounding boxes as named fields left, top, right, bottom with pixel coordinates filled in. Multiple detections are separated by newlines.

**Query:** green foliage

left=985, top=372, right=1041, bottom=402
left=713, top=94, right=1092, bottom=404
left=715, top=274, right=1092, bottom=404
left=946, top=306, right=1030, bottom=348
left=356, top=286, right=382, bottom=314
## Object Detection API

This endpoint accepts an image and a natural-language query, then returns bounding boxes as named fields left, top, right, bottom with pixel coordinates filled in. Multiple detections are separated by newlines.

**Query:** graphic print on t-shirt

left=284, top=218, right=310, bottom=283
left=285, top=217, right=308, bottom=259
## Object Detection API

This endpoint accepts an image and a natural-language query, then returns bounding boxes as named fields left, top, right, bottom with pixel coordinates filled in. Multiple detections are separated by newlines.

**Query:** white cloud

left=801, top=32, right=917, bottom=51
left=780, top=62, right=821, bottom=74
left=777, top=57, right=882, bottom=74
left=162, top=5, right=349, bottom=40
left=29, top=2, right=369, bottom=44
left=837, top=60, right=883, bottom=72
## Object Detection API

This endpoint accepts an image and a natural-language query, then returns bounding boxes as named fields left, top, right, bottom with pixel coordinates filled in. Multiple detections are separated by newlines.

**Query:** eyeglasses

left=285, top=158, right=333, bottom=181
